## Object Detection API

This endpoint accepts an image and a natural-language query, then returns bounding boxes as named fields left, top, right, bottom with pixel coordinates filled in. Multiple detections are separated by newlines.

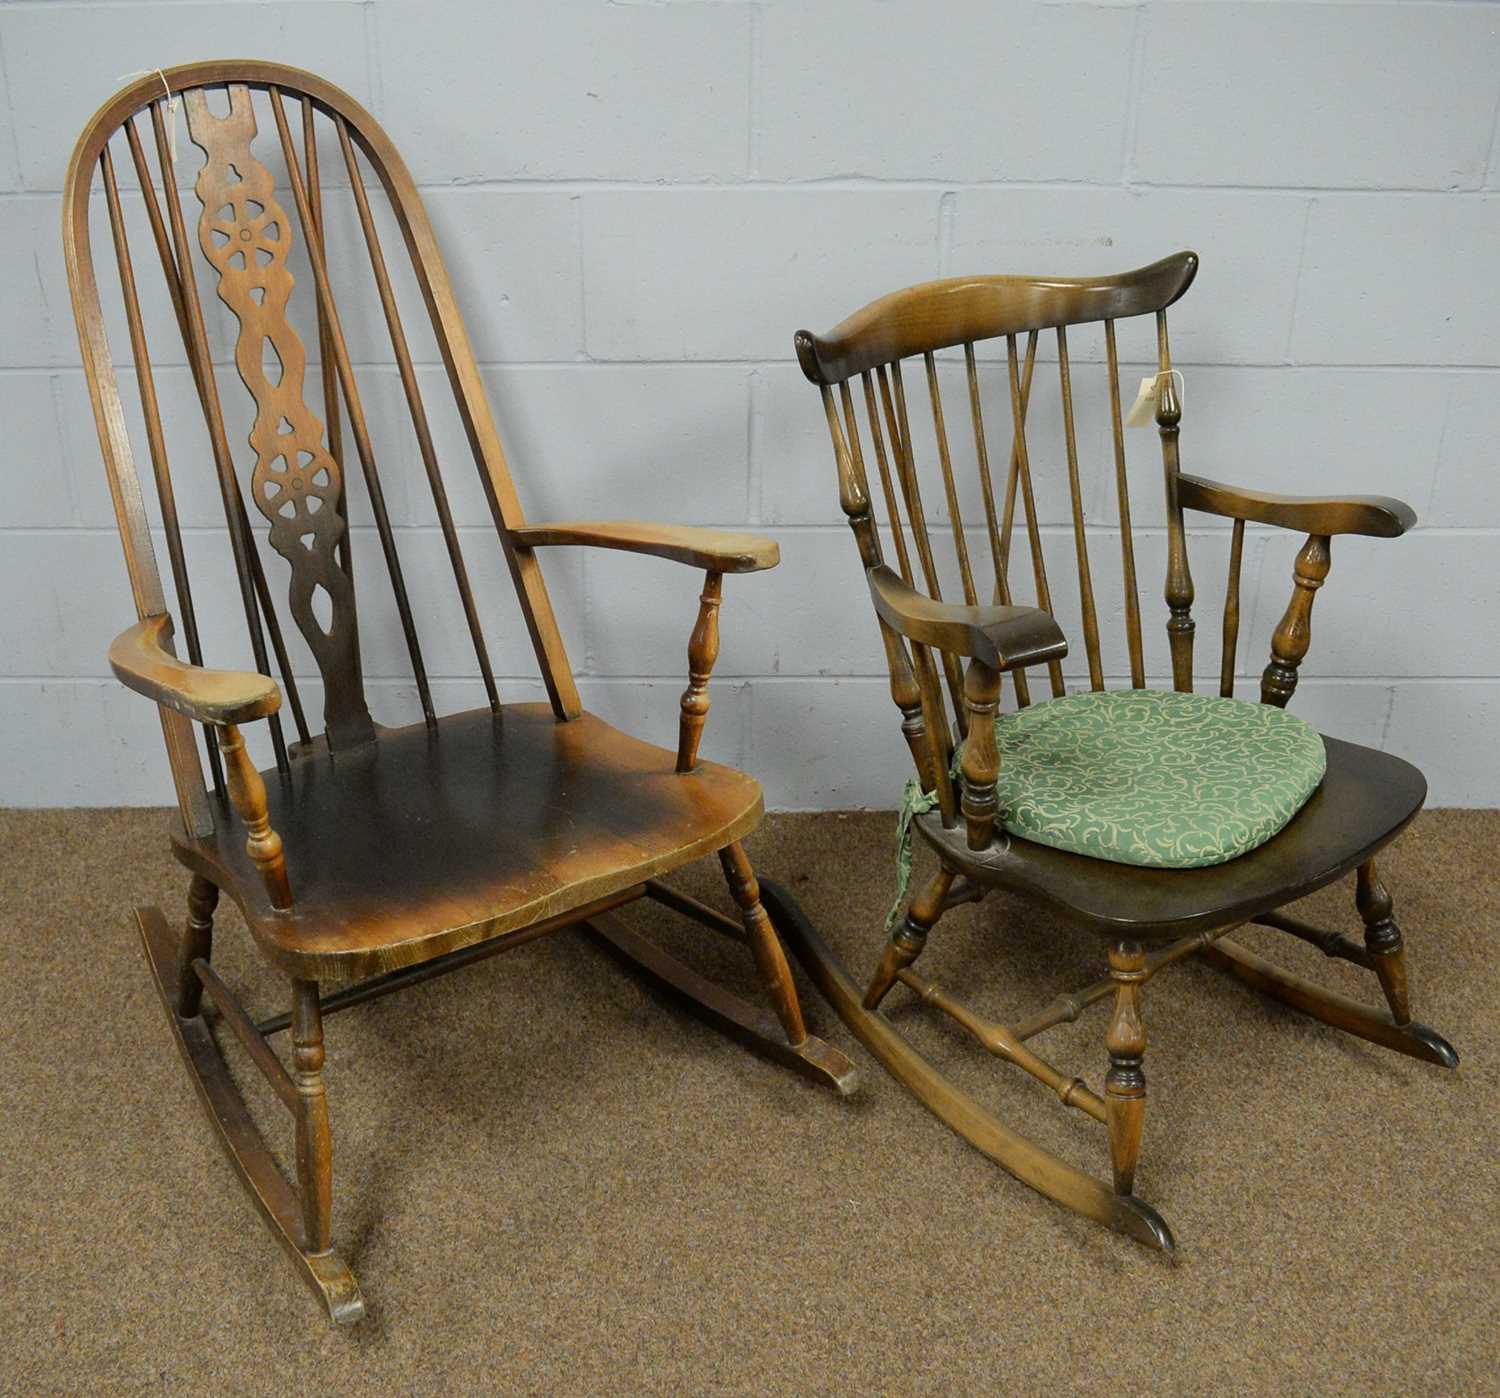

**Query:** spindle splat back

left=795, top=252, right=1200, bottom=802
left=64, top=62, right=577, bottom=827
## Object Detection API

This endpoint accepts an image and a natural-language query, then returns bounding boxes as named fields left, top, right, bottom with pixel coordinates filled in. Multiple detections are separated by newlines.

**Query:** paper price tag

left=1123, top=375, right=1160, bottom=428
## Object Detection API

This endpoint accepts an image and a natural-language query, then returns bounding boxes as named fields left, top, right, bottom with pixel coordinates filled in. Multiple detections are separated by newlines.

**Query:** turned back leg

left=719, top=841, right=808, bottom=1047
left=1357, top=860, right=1411, bottom=1025
left=864, top=866, right=955, bottom=1011
left=176, top=875, right=219, bottom=1018
left=1105, top=939, right=1148, bottom=1196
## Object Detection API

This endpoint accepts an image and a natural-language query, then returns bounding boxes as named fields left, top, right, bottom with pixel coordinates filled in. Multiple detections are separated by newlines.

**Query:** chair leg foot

left=864, top=866, right=955, bottom=1011
left=762, top=881, right=1175, bottom=1252
left=137, top=906, right=365, bottom=1324
left=1201, top=936, right=1459, bottom=1070
left=1105, top=940, right=1148, bottom=1197
left=1356, top=860, right=1411, bottom=1025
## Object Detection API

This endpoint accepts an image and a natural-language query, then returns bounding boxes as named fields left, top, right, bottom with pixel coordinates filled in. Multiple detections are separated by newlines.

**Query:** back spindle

left=1104, top=320, right=1146, bottom=688
left=860, top=370, right=913, bottom=584
left=1056, top=326, right=1103, bottom=691
left=924, top=352, right=977, bottom=607
left=1221, top=518, right=1245, bottom=698
left=99, top=140, right=225, bottom=800
left=888, top=361, right=968, bottom=736
left=336, top=113, right=500, bottom=714
left=1157, top=311, right=1195, bottom=692
left=963, top=341, right=1031, bottom=709
left=1004, top=335, right=1066, bottom=699
left=268, top=85, right=436, bottom=732
left=151, top=97, right=295, bottom=772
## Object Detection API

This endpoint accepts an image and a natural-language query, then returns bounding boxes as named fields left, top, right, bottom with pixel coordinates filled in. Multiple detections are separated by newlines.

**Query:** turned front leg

left=1261, top=534, right=1330, bottom=708
left=1357, top=859, right=1411, bottom=1025
left=677, top=570, right=723, bottom=773
left=176, top=874, right=219, bottom=1018
left=291, top=979, right=333, bottom=1255
left=719, top=841, right=807, bottom=1046
left=217, top=722, right=292, bottom=909
left=1105, top=940, right=1148, bottom=1196
left=864, top=865, right=955, bottom=1011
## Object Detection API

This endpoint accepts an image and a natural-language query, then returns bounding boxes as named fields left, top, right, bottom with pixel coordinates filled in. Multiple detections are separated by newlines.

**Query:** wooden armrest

left=1178, top=474, right=1416, bottom=538
left=110, top=614, right=281, bottom=726
left=867, top=566, right=1068, bottom=671
left=510, top=521, right=779, bottom=573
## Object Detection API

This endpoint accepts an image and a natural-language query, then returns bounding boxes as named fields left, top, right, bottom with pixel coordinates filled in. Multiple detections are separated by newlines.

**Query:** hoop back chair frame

left=63, top=61, right=855, bottom=1323
left=780, top=253, right=1459, bottom=1250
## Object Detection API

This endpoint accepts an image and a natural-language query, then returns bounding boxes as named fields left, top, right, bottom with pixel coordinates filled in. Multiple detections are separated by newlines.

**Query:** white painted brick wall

left=2, top=0, right=1497, bottom=812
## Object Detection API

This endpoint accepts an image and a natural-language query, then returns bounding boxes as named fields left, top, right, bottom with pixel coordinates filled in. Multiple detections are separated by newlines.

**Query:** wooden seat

left=63, top=62, right=855, bottom=1324
left=918, top=736, right=1424, bottom=939
left=781, top=253, right=1459, bottom=1253
left=176, top=706, right=763, bottom=981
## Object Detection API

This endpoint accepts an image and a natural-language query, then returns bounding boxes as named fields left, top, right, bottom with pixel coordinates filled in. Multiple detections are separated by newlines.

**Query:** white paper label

left=1124, top=375, right=1160, bottom=428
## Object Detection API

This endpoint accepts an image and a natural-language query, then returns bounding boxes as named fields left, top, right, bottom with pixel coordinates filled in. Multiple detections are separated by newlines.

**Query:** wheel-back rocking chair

left=785, top=255, right=1459, bottom=1250
left=63, top=62, right=854, bottom=1322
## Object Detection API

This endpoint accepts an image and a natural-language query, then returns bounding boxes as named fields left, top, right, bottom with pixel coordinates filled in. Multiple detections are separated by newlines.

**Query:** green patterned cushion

left=986, top=689, right=1326, bottom=868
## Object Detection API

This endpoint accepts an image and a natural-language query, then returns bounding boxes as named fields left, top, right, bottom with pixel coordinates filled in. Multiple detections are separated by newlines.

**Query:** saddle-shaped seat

left=174, top=705, right=763, bottom=980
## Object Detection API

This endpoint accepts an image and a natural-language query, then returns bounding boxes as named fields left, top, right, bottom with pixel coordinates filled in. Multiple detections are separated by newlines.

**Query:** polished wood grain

left=1179, top=474, right=1415, bottom=538
left=1261, top=534, right=1331, bottom=708
left=917, top=736, right=1426, bottom=939
left=512, top=520, right=779, bottom=573
left=136, top=908, right=365, bottom=1324
left=960, top=659, right=1001, bottom=850
left=866, top=565, right=1068, bottom=671
left=185, top=85, right=371, bottom=746
left=763, top=882, right=1174, bottom=1252
left=863, top=865, right=954, bottom=1011
left=793, top=253, right=1457, bottom=1249
left=677, top=571, right=723, bottom=773
left=794, top=252, right=1199, bottom=385
left=1356, top=858, right=1411, bottom=1025
left=1104, top=941, right=1148, bottom=1196
left=216, top=722, right=292, bottom=911
left=64, top=63, right=846, bottom=1323
left=175, top=706, right=764, bottom=981
left=719, top=841, right=808, bottom=1046
left=110, top=614, right=280, bottom=726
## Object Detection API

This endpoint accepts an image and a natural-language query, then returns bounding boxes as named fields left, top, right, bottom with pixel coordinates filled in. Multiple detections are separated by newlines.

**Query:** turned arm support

left=869, top=566, right=1068, bottom=851
left=109, top=614, right=291, bottom=910
left=511, top=519, right=780, bottom=772
left=1178, top=474, right=1416, bottom=539
left=1179, top=476, right=1415, bottom=709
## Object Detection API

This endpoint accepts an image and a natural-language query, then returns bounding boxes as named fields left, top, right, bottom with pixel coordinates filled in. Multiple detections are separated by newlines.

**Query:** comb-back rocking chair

left=63, top=62, right=855, bottom=1323
left=783, top=254, right=1459, bottom=1250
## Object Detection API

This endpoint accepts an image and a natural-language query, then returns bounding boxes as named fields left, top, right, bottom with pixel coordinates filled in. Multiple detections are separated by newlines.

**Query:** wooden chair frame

left=63, top=63, right=855, bottom=1323
left=787, top=254, right=1458, bottom=1250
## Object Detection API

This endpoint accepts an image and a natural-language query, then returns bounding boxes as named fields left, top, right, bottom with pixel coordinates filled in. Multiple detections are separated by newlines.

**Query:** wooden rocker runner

left=63, top=63, right=855, bottom=1323
left=789, top=254, right=1459, bottom=1251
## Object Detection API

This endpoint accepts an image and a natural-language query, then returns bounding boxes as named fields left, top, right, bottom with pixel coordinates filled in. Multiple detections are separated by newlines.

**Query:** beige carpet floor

left=2, top=806, right=1497, bottom=1395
